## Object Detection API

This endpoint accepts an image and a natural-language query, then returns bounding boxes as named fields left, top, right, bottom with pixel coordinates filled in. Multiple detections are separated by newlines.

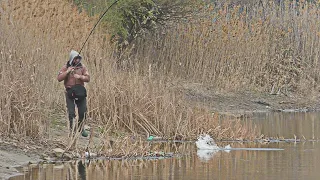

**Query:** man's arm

left=80, top=66, right=90, bottom=82
left=57, top=66, right=72, bottom=82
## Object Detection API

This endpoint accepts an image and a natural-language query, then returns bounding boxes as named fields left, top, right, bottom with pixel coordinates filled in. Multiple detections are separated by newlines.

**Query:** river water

left=9, top=112, right=320, bottom=180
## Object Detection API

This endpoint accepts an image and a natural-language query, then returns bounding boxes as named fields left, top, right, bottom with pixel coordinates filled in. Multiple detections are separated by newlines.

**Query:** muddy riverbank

left=0, top=142, right=39, bottom=179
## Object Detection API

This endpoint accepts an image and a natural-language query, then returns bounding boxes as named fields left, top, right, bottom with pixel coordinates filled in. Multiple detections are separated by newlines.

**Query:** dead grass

left=0, top=0, right=261, bottom=147
left=131, top=0, right=320, bottom=95
left=0, top=0, right=94, bottom=138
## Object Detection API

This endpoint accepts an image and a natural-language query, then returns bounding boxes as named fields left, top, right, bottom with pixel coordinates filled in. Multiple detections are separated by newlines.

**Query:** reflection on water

left=9, top=112, right=320, bottom=180
left=78, top=161, right=86, bottom=180
left=9, top=142, right=320, bottom=180
left=252, top=112, right=320, bottom=139
left=196, top=149, right=220, bottom=161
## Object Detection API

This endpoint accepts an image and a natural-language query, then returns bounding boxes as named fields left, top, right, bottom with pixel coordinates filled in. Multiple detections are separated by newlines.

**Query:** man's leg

left=76, top=98, right=87, bottom=131
left=65, top=93, right=76, bottom=130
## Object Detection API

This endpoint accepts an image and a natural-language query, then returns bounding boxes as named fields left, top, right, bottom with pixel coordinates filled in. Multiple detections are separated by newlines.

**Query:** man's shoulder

left=80, top=64, right=88, bottom=70
left=60, top=64, right=68, bottom=70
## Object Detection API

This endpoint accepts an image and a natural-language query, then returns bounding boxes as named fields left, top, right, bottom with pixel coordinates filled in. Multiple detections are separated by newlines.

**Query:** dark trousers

left=65, top=93, right=87, bottom=131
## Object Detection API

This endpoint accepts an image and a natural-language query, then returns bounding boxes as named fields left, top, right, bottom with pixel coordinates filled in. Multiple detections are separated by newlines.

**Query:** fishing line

left=79, top=0, right=120, bottom=54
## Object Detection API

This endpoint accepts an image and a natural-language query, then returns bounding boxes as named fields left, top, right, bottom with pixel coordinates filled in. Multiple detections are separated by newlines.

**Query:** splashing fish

left=195, top=134, right=231, bottom=150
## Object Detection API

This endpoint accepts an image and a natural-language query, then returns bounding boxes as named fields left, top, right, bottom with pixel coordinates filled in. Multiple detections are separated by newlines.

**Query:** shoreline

left=1, top=91, right=320, bottom=180
left=0, top=145, right=40, bottom=180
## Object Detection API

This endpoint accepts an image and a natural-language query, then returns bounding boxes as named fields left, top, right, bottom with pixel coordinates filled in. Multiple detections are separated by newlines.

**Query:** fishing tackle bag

left=67, top=84, right=87, bottom=101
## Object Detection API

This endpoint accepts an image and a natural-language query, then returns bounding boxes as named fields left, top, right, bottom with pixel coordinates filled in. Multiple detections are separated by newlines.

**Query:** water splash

left=224, top=144, right=231, bottom=153
left=195, top=134, right=284, bottom=162
left=195, top=134, right=231, bottom=161
left=196, top=134, right=229, bottom=150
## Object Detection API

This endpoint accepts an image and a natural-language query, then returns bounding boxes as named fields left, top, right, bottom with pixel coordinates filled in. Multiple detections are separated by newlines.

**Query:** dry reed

left=132, top=0, right=320, bottom=95
left=0, top=0, right=262, bottom=145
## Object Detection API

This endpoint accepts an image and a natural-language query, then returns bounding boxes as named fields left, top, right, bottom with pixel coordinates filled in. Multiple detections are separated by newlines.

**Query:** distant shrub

left=72, top=0, right=203, bottom=50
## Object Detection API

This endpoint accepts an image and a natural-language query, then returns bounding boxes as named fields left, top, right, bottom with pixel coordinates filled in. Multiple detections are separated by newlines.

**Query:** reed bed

left=0, top=21, right=51, bottom=138
left=132, top=0, right=320, bottom=94
left=87, top=52, right=258, bottom=140
left=0, top=0, right=264, bottom=145
left=0, top=0, right=93, bottom=139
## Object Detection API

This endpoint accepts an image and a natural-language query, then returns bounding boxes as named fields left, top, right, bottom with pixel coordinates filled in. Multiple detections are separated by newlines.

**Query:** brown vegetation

left=132, top=0, right=320, bottom=95
left=0, top=0, right=94, bottom=139
left=6, top=0, right=314, bottom=152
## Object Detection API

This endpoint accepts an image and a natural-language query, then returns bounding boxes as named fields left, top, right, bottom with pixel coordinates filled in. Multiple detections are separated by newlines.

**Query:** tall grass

left=0, top=20, right=55, bottom=138
left=131, top=0, right=320, bottom=95
left=0, top=0, right=93, bottom=139
left=0, top=0, right=259, bottom=143
left=85, top=32, right=257, bottom=140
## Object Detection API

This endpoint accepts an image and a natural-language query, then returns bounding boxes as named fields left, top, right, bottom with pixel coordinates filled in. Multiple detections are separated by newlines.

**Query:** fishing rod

left=70, top=0, right=120, bottom=68
left=78, top=0, right=120, bottom=54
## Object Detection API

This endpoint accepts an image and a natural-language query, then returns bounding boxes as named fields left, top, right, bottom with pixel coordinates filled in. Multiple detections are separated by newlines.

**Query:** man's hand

left=67, top=67, right=74, bottom=74
left=73, top=74, right=82, bottom=79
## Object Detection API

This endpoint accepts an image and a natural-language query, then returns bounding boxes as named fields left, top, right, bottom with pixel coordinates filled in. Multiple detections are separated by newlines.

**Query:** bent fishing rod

left=78, top=0, right=120, bottom=54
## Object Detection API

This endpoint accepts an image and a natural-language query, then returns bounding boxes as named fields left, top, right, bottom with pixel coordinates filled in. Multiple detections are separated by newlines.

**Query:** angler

left=56, top=0, right=119, bottom=138
left=57, top=50, right=90, bottom=137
